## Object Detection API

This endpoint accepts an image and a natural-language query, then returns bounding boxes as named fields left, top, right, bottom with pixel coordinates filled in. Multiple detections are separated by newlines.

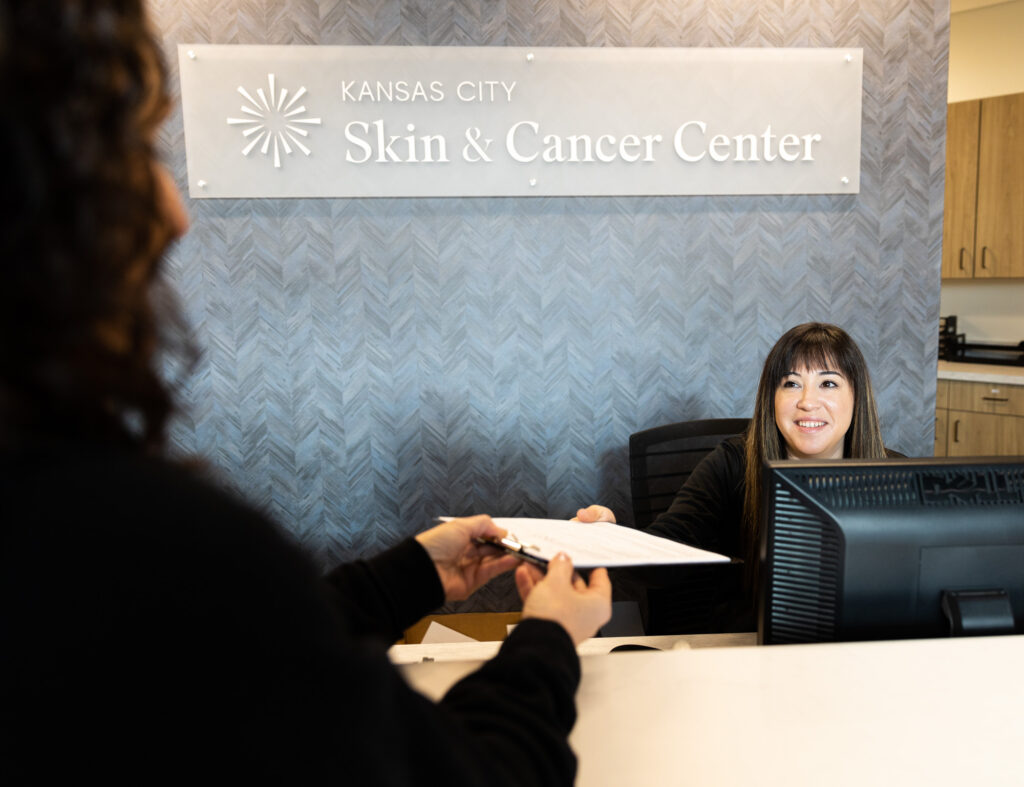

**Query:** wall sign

left=177, top=45, right=863, bottom=198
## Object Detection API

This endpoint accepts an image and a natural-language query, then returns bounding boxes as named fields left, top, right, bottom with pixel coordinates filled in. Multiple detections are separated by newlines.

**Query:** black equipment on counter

left=939, top=315, right=1024, bottom=367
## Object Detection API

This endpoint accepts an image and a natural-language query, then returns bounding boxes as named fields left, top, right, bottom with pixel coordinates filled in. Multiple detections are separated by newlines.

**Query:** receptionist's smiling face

left=774, top=363, right=854, bottom=460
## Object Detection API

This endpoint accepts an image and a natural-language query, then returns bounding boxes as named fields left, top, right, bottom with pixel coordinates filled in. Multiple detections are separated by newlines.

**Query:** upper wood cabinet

left=975, top=93, right=1024, bottom=278
left=942, top=92, right=1024, bottom=279
left=942, top=101, right=979, bottom=278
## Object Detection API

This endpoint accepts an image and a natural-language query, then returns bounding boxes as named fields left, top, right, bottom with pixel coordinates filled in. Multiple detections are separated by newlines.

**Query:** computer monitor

left=758, top=456, right=1024, bottom=645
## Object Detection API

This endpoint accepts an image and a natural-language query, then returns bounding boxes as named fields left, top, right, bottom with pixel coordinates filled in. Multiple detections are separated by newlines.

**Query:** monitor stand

left=941, top=589, right=1016, bottom=636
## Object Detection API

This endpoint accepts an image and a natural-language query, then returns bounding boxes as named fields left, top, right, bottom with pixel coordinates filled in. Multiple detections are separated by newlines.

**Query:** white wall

left=940, top=0, right=1024, bottom=343
left=948, top=0, right=1024, bottom=101
left=940, top=280, right=1024, bottom=343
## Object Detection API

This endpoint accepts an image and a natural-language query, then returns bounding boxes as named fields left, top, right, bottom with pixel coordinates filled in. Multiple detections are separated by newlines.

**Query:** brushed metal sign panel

left=178, top=45, right=862, bottom=198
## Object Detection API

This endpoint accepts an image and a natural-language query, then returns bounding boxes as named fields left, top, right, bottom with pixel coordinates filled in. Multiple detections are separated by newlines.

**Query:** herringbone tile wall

left=152, top=0, right=948, bottom=611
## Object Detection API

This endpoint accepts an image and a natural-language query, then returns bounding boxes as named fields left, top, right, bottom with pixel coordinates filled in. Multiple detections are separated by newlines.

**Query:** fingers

left=455, top=514, right=500, bottom=539
left=544, top=552, right=574, bottom=583
left=519, top=558, right=614, bottom=646
left=475, top=553, right=520, bottom=585
left=515, top=563, right=542, bottom=600
left=574, top=505, right=616, bottom=524
left=585, top=567, right=612, bottom=599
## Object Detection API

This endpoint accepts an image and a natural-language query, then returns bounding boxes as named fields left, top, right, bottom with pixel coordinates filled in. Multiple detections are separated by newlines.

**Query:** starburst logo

left=226, top=74, right=322, bottom=169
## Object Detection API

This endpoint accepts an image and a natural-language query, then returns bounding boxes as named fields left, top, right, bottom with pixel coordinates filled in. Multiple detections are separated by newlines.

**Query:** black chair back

left=629, top=418, right=751, bottom=528
left=627, top=417, right=750, bottom=634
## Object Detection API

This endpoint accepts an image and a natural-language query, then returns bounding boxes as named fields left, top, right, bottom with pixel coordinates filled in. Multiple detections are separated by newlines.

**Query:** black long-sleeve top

left=646, top=435, right=747, bottom=558
left=1, top=440, right=580, bottom=785
left=641, top=435, right=751, bottom=631
left=642, top=434, right=904, bottom=631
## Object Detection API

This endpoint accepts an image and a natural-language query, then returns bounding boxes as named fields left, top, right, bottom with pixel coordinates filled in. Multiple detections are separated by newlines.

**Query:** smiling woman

left=774, top=366, right=855, bottom=459
left=742, top=324, right=892, bottom=569
left=577, top=323, right=899, bottom=631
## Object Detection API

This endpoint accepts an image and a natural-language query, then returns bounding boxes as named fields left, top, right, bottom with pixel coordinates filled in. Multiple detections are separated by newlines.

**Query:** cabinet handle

left=953, top=419, right=960, bottom=443
left=980, top=246, right=989, bottom=270
left=958, top=248, right=966, bottom=271
left=982, top=396, right=1009, bottom=402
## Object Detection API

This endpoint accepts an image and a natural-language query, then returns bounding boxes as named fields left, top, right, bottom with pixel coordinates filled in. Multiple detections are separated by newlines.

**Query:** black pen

left=473, top=535, right=549, bottom=569
left=431, top=517, right=549, bottom=569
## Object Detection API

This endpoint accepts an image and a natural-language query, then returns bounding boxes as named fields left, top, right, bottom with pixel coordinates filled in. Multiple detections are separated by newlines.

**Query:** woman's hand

left=415, top=515, right=521, bottom=602
left=516, top=555, right=612, bottom=646
left=573, top=504, right=617, bottom=524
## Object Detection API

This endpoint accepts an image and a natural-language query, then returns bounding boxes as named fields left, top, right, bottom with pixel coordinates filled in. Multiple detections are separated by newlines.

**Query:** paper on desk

left=421, top=621, right=478, bottom=644
left=489, top=518, right=730, bottom=569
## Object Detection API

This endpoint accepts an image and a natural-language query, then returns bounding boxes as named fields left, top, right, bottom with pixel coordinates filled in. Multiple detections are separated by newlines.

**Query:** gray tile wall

left=152, top=0, right=948, bottom=610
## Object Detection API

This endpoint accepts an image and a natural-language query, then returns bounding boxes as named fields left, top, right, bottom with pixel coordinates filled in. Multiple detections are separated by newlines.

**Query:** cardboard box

left=400, top=612, right=523, bottom=644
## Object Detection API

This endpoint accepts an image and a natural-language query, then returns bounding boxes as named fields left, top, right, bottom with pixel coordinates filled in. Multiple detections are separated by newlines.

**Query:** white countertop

left=389, top=631, right=755, bottom=664
left=937, top=360, right=1024, bottom=386
left=400, top=633, right=1024, bottom=786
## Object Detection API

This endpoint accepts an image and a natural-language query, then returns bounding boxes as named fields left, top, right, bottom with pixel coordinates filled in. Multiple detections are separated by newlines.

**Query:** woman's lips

left=796, top=420, right=827, bottom=429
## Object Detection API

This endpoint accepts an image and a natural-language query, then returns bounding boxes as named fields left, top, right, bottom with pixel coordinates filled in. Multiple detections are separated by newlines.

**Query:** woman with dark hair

left=0, top=2, right=610, bottom=784
left=0, top=0, right=184, bottom=451
left=579, top=322, right=900, bottom=630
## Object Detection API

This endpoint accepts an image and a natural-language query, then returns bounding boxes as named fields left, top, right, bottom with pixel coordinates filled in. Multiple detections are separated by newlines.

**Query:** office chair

left=627, top=418, right=750, bottom=634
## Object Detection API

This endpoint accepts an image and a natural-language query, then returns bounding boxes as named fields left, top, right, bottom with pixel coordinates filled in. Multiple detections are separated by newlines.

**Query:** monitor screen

left=758, top=456, right=1024, bottom=645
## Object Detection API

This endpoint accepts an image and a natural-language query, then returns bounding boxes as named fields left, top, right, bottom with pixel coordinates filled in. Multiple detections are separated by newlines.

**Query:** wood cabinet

left=942, top=102, right=980, bottom=278
left=936, top=378, right=1024, bottom=456
left=934, top=408, right=948, bottom=456
left=946, top=379, right=1024, bottom=416
left=934, top=380, right=949, bottom=456
left=946, top=410, right=1024, bottom=456
left=942, top=92, right=1024, bottom=279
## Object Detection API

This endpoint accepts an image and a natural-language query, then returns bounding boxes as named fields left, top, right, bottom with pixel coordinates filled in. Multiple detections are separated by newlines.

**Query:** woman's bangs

left=781, top=334, right=849, bottom=381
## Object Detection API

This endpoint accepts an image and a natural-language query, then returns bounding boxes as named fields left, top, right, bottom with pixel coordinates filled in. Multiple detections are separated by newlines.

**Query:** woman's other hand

left=573, top=504, right=617, bottom=524
left=516, top=555, right=612, bottom=646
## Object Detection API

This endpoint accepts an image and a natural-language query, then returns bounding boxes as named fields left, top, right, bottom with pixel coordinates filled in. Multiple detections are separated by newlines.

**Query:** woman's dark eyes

left=780, top=378, right=841, bottom=389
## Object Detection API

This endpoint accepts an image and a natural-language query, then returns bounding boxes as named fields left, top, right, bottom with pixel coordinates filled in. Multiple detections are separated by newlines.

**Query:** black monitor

left=758, top=456, right=1024, bottom=645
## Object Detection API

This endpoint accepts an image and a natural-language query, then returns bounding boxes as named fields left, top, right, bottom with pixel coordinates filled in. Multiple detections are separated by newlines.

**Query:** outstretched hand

left=415, top=515, right=521, bottom=602
left=516, top=554, right=612, bottom=646
left=573, top=504, right=617, bottom=524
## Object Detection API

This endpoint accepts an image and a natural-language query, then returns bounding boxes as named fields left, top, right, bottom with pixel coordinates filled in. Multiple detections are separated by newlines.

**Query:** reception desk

left=398, top=633, right=1024, bottom=786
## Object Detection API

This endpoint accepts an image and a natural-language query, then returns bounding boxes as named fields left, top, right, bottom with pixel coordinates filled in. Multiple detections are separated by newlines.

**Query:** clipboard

left=445, top=517, right=732, bottom=569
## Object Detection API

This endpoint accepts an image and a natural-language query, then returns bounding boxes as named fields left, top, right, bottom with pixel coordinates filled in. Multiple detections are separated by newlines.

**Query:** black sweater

left=646, top=435, right=747, bottom=559
left=1, top=441, right=580, bottom=785
left=643, top=435, right=904, bottom=631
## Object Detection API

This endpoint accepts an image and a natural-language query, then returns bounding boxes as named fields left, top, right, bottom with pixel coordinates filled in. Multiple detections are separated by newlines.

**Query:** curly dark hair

left=0, top=0, right=182, bottom=451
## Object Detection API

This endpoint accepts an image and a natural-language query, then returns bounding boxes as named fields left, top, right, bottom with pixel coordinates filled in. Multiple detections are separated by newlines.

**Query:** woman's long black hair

left=741, top=323, right=887, bottom=590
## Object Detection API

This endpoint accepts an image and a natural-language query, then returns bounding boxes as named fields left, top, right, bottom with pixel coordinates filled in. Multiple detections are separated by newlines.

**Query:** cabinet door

left=947, top=380, right=1024, bottom=416
left=946, top=411, right=1024, bottom=456
left=942, top=101, right=979, bottom=279
left=934, top=408, right=948, bottom=457
left=975, top=92, right=1024, bottom=278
